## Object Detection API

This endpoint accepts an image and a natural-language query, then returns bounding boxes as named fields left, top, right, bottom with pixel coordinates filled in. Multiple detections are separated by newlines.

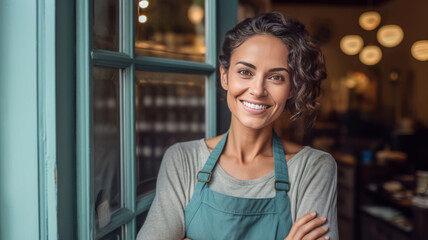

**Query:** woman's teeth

left=242, top=101, right=268, bottom=110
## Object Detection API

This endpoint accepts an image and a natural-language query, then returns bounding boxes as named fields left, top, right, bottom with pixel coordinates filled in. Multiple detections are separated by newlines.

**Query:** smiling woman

left=137, top=12, right=337, bottom=240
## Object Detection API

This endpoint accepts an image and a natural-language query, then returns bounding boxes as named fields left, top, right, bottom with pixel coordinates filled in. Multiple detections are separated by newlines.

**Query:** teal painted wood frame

left=0, top=0, right=40, bottom=239
left=123, top=0, right=137, bottom=237
left=76, top=0, right=94, bottom=238
left=56, top=0, right=77, bottom=238
left=77, top=0, right=219, bottom=239
left=206, top=0, right=218, bottom=138
left=37, top=0, right=59, bottom=239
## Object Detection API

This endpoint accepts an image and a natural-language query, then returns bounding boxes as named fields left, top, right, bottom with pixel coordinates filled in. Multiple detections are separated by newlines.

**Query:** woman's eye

left=269, top=75, right=284, bottom=81
left=238, top=70, right=252, bottom=76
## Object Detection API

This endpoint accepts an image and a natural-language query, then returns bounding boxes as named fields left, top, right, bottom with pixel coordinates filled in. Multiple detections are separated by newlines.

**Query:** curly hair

left=218, top=12, right=327, bottom=127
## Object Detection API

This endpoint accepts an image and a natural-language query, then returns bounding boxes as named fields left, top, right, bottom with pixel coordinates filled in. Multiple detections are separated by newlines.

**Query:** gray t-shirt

left=137, top=139, right=338, bottom=240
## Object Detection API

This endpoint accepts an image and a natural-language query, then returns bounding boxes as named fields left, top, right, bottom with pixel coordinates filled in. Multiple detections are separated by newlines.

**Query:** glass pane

left=93, top=67, right=122, bottom=230
left=135, top=71, right=205, bottom=197
left=99, top=227, right=124, bottom=240
left=135, top=0, right=206, bottom=62
left=136, top=211, right=149, bottom=232
left=93, top=0, right=120, bottom=51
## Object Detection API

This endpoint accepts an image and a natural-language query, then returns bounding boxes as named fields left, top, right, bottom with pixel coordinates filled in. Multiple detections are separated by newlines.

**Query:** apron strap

left=273, top=130, right=291, bottom=192
left=196, top=130, right=229, bottom=183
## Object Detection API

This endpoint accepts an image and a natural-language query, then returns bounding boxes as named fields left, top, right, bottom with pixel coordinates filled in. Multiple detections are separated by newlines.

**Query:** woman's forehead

left=230, top=35, right=290, bottom=67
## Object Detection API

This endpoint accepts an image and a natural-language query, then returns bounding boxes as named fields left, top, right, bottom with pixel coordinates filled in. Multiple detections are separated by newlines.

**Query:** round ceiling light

left=359, top=11, right=381, bottom=31
left=138, top=15, right=147, bottom=23
left=377, top=25, right=404, bottom=47
left=359, top=45, right=382, bottom=65
left=411, top=40, right=428, bottom=61
left=188, top=4, right=204, bottom=24
left=340, top=35, right=364, bottom=55
left=139, top=0, right=149, bottom=8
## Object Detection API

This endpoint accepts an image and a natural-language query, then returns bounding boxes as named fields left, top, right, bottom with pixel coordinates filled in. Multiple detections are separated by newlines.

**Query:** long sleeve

left=294, top=153, right=338, bottom=239
left=136, top=144, right=189, bottom=240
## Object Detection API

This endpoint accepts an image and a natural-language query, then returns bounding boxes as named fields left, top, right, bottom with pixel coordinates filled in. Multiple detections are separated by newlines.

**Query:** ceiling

left=271, top=0, right=393, bottom=6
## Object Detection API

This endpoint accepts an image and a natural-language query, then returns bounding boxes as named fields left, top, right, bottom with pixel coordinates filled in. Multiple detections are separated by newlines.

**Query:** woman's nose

left=249, top=76, right=267, bottom=97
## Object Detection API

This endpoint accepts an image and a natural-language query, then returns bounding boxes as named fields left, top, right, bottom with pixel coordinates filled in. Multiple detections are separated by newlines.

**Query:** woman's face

left=220, top=34, right=292, bottom=130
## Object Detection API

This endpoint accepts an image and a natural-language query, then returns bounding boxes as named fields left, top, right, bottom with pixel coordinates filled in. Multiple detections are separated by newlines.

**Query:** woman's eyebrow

left=269, top=68, right=289, bottom=73
left=235, top=61, right=256, bottom=69
left=235, top=61, right=289, bottom=73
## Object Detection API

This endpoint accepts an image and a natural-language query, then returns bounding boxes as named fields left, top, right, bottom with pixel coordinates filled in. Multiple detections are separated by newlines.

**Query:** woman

left=137, top=13, right=337, bottom=240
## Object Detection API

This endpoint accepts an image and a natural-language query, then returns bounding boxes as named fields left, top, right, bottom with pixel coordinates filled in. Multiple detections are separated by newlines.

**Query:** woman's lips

left=241, top=100, right=270, bottom=113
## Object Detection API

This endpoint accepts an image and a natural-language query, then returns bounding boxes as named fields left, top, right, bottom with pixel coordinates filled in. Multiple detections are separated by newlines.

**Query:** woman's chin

left=236, top=119, right=270, bottom=130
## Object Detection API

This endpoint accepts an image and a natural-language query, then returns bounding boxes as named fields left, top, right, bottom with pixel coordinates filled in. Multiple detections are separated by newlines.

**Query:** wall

left=0, top=0, right=40, bottom=239
left=273, top=0, right=428, bottom=127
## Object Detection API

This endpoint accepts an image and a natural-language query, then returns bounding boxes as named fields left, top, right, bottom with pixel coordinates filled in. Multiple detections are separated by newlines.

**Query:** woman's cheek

left=228, top=78, right=248, bottom=95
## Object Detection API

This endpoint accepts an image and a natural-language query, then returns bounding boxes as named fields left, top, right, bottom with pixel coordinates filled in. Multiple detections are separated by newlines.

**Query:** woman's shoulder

left=285, top=145, right=337, bottom=192
left=165, top=138, right=207, bottom=157
left=282, top=138, right=335, bottom=166
left=282, top=140, right=305, bottom=161
left=161, top=138, right=210, bottom=170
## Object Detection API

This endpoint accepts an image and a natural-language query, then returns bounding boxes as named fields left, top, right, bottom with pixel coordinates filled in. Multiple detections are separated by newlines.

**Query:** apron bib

left=184, top=130, right=293, bottom=240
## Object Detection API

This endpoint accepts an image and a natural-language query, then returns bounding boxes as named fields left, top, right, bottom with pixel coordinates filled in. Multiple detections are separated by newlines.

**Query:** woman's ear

left=219, top=65, right=229, bottom=91
left=287, top=89, right=294, bottom=100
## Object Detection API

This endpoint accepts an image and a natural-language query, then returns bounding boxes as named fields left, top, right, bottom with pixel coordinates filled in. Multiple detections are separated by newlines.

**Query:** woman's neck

left=223, top=120, right=274, bottom=164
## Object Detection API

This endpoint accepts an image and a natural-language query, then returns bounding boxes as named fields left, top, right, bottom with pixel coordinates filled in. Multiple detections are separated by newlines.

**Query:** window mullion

left=134, top=55, right=215, bottom=74
left=92, top=50, right=133, bottom=68
left=124, top=0, right=135, bottom=59
left=206, top=72, right=217, bottom=139
left=123, top=65, right=136, bottom=239
left=91, top=50, right=216, bottom=74
left=76, top=0, right=94, bottom=239
left=206, top=0, right=217, bottom=66
left=206, top=0, right=217, bottom=138
left=123, top=0, right=136, bottom=239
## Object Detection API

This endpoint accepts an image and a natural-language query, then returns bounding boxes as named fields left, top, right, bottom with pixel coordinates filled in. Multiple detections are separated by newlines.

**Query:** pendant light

left=138, top=15, right=147, bottom=23
left=359, top=45, right=382, bottom=65
left=359, top=11, right=381, bottom=31
left=411, top=40, right=428, bottom=61
left=188, top=4, right=204, bottom=24
left=139, top=0, right=149, bottom=8
left=377, top=25, right=404, bottom=47
left=340, top=35, right=364, bottom=55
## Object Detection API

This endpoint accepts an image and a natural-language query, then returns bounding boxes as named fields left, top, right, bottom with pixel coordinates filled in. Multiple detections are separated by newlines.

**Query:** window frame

left=76, top=0, right=218, bottom=239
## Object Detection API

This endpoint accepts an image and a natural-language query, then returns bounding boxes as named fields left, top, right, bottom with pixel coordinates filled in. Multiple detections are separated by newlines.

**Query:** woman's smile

left=240, top=100, right=271, bottom=113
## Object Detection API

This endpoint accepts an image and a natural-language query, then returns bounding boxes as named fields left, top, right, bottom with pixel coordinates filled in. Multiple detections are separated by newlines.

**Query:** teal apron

left=184, top=130, right=293, bottom=239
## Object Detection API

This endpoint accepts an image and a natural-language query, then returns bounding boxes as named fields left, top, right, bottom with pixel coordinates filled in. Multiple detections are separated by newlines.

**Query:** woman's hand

left=284, top=211, right=329, bottom=240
